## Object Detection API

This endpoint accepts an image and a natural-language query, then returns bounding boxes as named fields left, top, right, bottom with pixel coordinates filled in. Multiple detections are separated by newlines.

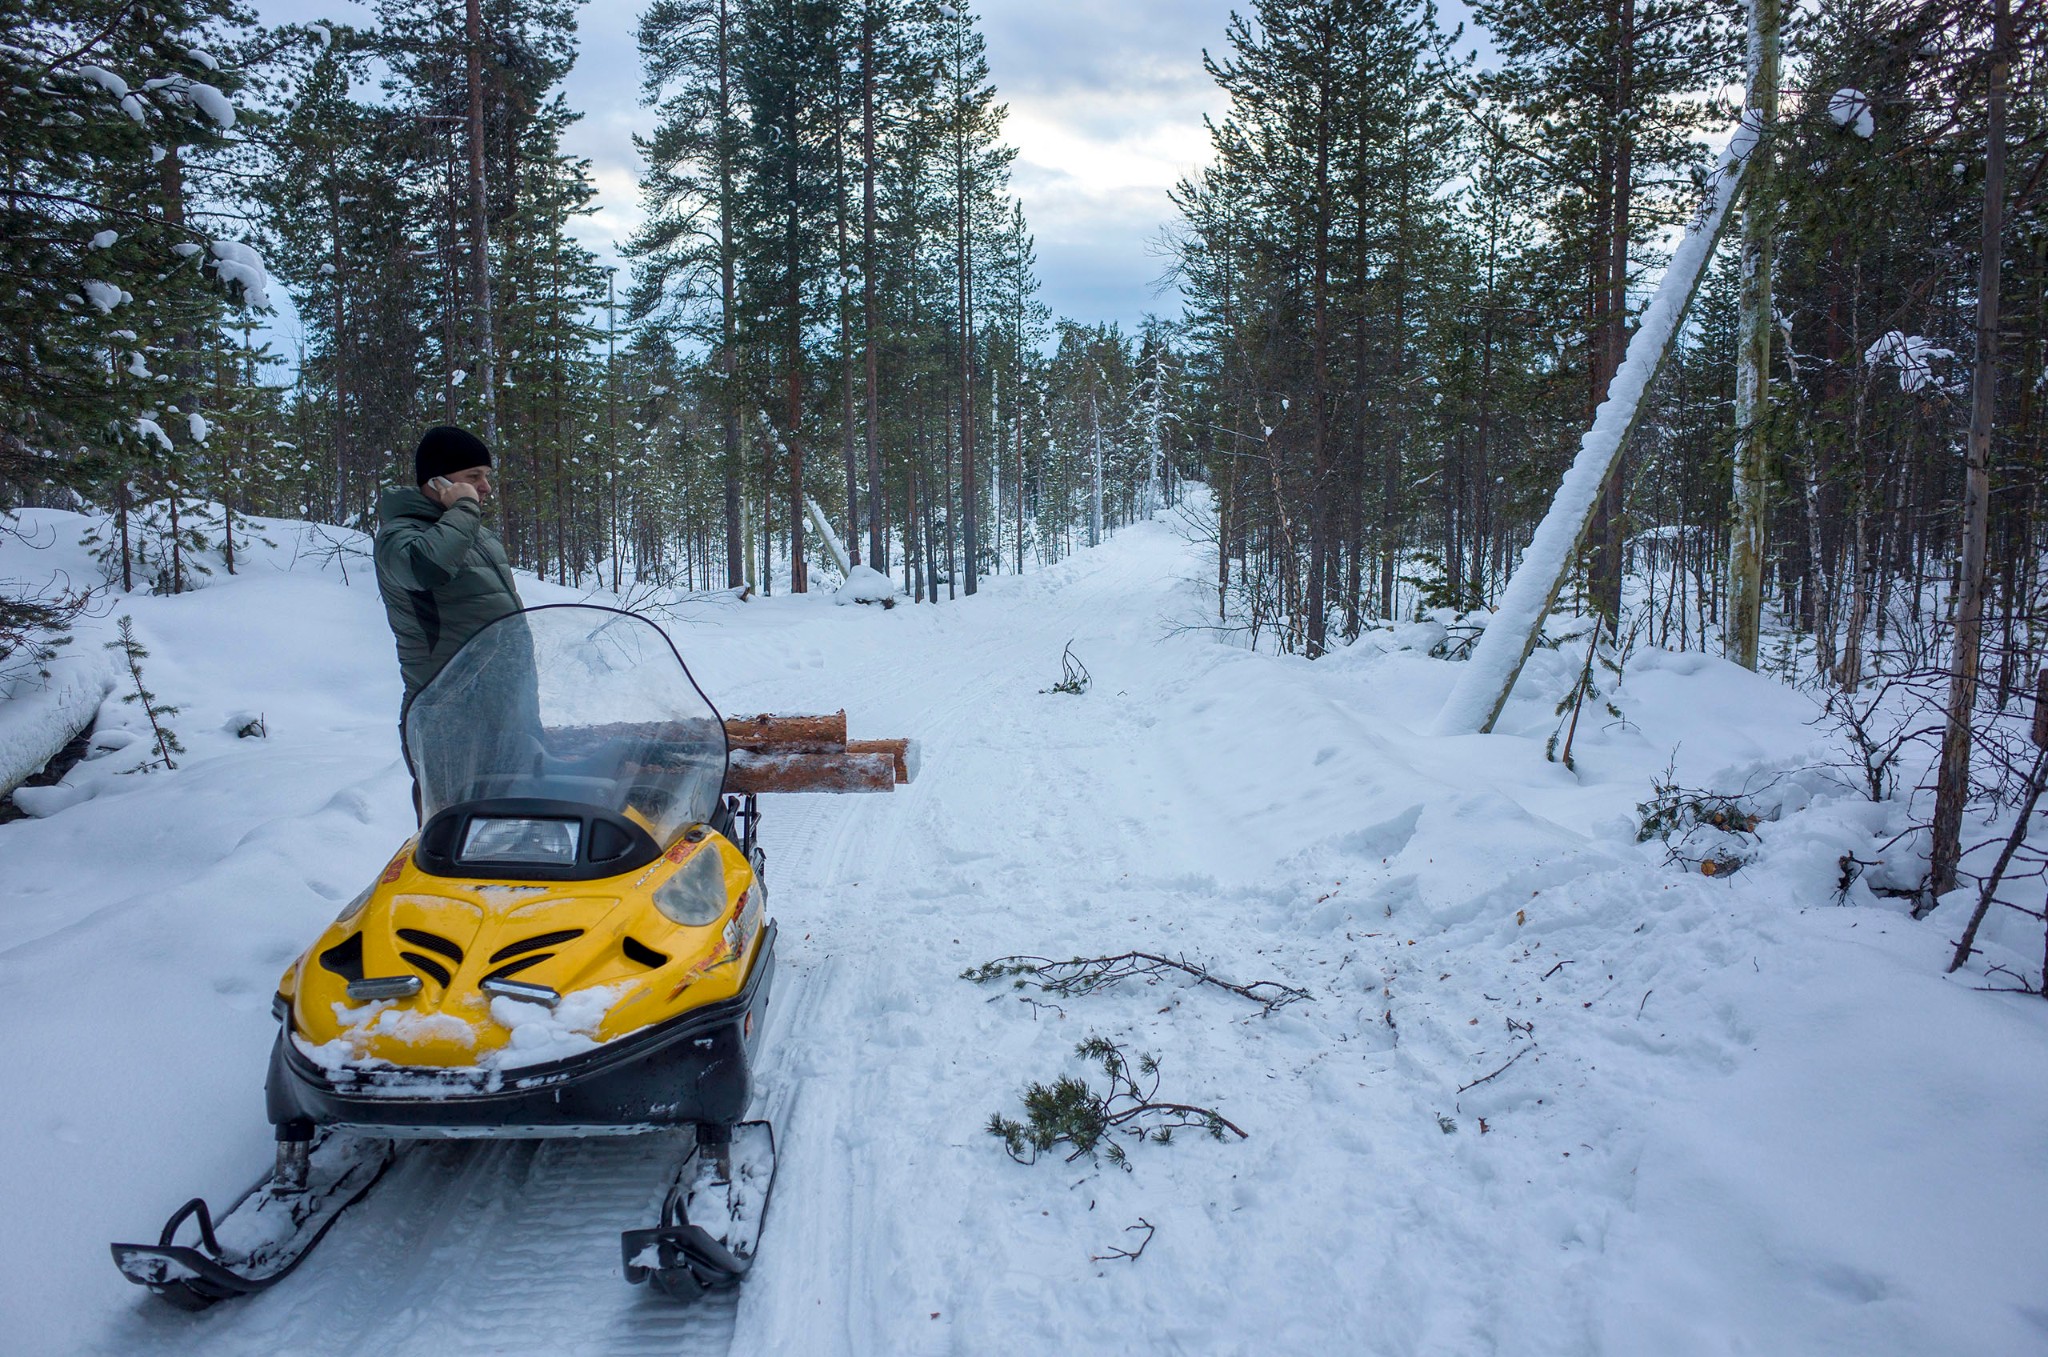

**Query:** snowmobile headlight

left=460, top=817, right=582, bottom=866
left=653, top=843, right=727, bottom=926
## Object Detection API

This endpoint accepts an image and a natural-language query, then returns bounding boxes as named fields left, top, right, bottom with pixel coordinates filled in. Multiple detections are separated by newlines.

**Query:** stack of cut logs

left=723, top=710, right=917, bottom=794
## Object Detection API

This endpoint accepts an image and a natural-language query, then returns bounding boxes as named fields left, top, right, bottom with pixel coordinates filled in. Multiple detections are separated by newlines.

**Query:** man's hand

left=427, top=475, right=481, bottom=509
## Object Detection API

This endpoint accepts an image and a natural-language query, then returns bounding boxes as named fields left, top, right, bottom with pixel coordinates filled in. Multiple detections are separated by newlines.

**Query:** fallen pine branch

left=988, top=1036, right=1247, bottom=1170
left=964, top=951, right=1311, bottom=1016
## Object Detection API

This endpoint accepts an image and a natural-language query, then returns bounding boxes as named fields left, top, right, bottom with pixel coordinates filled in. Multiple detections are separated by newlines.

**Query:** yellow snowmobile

left=111, top=604, right=910, bottom=1308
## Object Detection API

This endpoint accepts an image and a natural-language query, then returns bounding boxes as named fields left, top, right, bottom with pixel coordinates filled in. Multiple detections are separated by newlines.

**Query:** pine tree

left=2, top=0, right=263, bottom=568
left=107, top=615, right=183, bottom=770
left=1469, top=0, right=1739, bottom=620
left=633, top=0, right=751, bottom=587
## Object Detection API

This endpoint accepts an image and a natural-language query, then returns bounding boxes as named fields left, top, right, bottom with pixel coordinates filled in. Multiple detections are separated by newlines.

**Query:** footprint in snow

left=321, top=787, right=375, bottom=823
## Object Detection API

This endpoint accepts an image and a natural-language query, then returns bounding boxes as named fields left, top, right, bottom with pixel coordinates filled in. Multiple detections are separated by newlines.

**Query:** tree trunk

left=464, top=0, right=497, bottom=445
left=1307, top=45, right=1332, bottom=657
left=1434, top=118, right=1757, bottom=734
left=719, top=0, right=744, bottom=587
left=836, top=79, right=859, bottom=569
left=954, top=25, right=979, bottom=597
left=1586, top=0, right=1635, bottom=624
left=1726, top=0, right=1779, bottom=670
left=1930, top=0, right=2011, bottom=897
left=861, top=5, right=884, bottom=570
left=1088, top=376, right=1103, bottom=547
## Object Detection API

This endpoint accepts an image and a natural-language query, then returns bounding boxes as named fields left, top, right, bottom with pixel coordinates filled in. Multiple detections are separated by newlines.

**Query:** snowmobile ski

left=622, top=1120, right=777, bottom=1302
left=110, top=1131, right=396, bottom=1311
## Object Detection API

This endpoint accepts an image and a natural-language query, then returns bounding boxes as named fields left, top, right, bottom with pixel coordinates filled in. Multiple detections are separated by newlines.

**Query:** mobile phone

left=428, top=476, right=454, bottom=495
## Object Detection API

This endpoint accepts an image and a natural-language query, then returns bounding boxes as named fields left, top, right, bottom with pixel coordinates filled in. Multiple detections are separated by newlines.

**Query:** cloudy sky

left=254, top=0, right=1257, bottom=332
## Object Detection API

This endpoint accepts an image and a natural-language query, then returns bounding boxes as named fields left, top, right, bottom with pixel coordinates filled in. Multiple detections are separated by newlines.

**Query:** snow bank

left=0, top=650, right=116, bottom=799
left=835, top=563, right=899, bottom=607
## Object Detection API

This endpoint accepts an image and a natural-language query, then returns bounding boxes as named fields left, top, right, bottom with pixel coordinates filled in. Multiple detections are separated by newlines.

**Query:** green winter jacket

left=373, top=486, right=523, bottom=713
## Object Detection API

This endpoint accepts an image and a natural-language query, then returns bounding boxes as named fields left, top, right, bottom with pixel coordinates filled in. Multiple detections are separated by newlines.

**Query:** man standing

left=375, top=425, right=523, bottom=815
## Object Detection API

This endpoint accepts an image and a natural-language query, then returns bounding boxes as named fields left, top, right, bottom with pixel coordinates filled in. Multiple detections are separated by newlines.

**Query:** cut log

left=727, top=749, right=896, bottom=794
left=723, top=711, right=848, bottom=754
left=846, top=738, right=918, bottom=784
left=703, top=713, right=913, bottom=792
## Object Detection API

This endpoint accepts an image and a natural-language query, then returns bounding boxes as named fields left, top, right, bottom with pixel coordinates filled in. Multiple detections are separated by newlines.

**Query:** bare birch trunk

left=1726, top=0, right=1779, bottom=669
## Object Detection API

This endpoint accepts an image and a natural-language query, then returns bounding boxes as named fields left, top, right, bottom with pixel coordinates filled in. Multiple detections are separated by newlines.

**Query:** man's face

left=448, top=465, right=493, bottom=502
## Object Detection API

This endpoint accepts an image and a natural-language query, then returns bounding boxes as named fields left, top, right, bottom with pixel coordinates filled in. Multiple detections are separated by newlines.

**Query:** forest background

left=3, top=0, right=2045, bottom=922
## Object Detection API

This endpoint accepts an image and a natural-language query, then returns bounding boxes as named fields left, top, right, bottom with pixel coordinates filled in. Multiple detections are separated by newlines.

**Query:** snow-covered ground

left=1, top=504, right=2044, bottom=1356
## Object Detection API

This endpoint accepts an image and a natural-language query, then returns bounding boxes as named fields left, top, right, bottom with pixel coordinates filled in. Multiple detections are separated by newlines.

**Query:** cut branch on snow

left=964, top=951, right=1312, bottom=1015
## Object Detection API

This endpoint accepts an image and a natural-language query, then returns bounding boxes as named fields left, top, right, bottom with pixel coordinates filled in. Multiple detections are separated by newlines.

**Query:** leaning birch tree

left=1431, top=113, right=1759, bottom=735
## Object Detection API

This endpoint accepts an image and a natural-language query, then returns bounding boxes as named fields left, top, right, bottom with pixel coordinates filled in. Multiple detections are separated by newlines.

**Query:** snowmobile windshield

left=405, top=606, right=728, bottom=845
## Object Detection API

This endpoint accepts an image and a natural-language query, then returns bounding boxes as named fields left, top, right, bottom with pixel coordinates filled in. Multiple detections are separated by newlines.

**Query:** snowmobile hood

left=282, top=831, right=764, bottom=1075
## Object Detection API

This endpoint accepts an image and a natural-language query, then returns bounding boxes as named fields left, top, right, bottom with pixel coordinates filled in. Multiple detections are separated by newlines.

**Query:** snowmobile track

left=114, top=1134, right=741, bottom=1356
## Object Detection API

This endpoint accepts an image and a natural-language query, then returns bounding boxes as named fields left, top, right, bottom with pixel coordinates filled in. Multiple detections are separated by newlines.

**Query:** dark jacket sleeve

left=377, top=500, right=485, bottom=590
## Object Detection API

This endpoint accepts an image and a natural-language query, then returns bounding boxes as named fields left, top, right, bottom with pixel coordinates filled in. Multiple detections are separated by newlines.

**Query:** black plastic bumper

left=267, top=924, right=776, bottom=1136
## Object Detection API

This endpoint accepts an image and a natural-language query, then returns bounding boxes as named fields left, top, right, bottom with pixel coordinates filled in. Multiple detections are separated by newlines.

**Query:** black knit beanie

left=414, top=425, right=493, bottom=486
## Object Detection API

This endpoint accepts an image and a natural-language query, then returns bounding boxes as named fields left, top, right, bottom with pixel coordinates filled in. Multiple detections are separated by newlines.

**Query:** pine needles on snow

left=1636, top=758, right=1782, bottom=876
left=987, top=1037, right=1245, bottom=1170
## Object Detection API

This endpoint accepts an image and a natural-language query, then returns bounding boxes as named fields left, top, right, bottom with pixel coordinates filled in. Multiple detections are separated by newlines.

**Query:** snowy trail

left=48, top=525, right=1200, bottom=1357
left=5, top=508, right=2047, bottom=1356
